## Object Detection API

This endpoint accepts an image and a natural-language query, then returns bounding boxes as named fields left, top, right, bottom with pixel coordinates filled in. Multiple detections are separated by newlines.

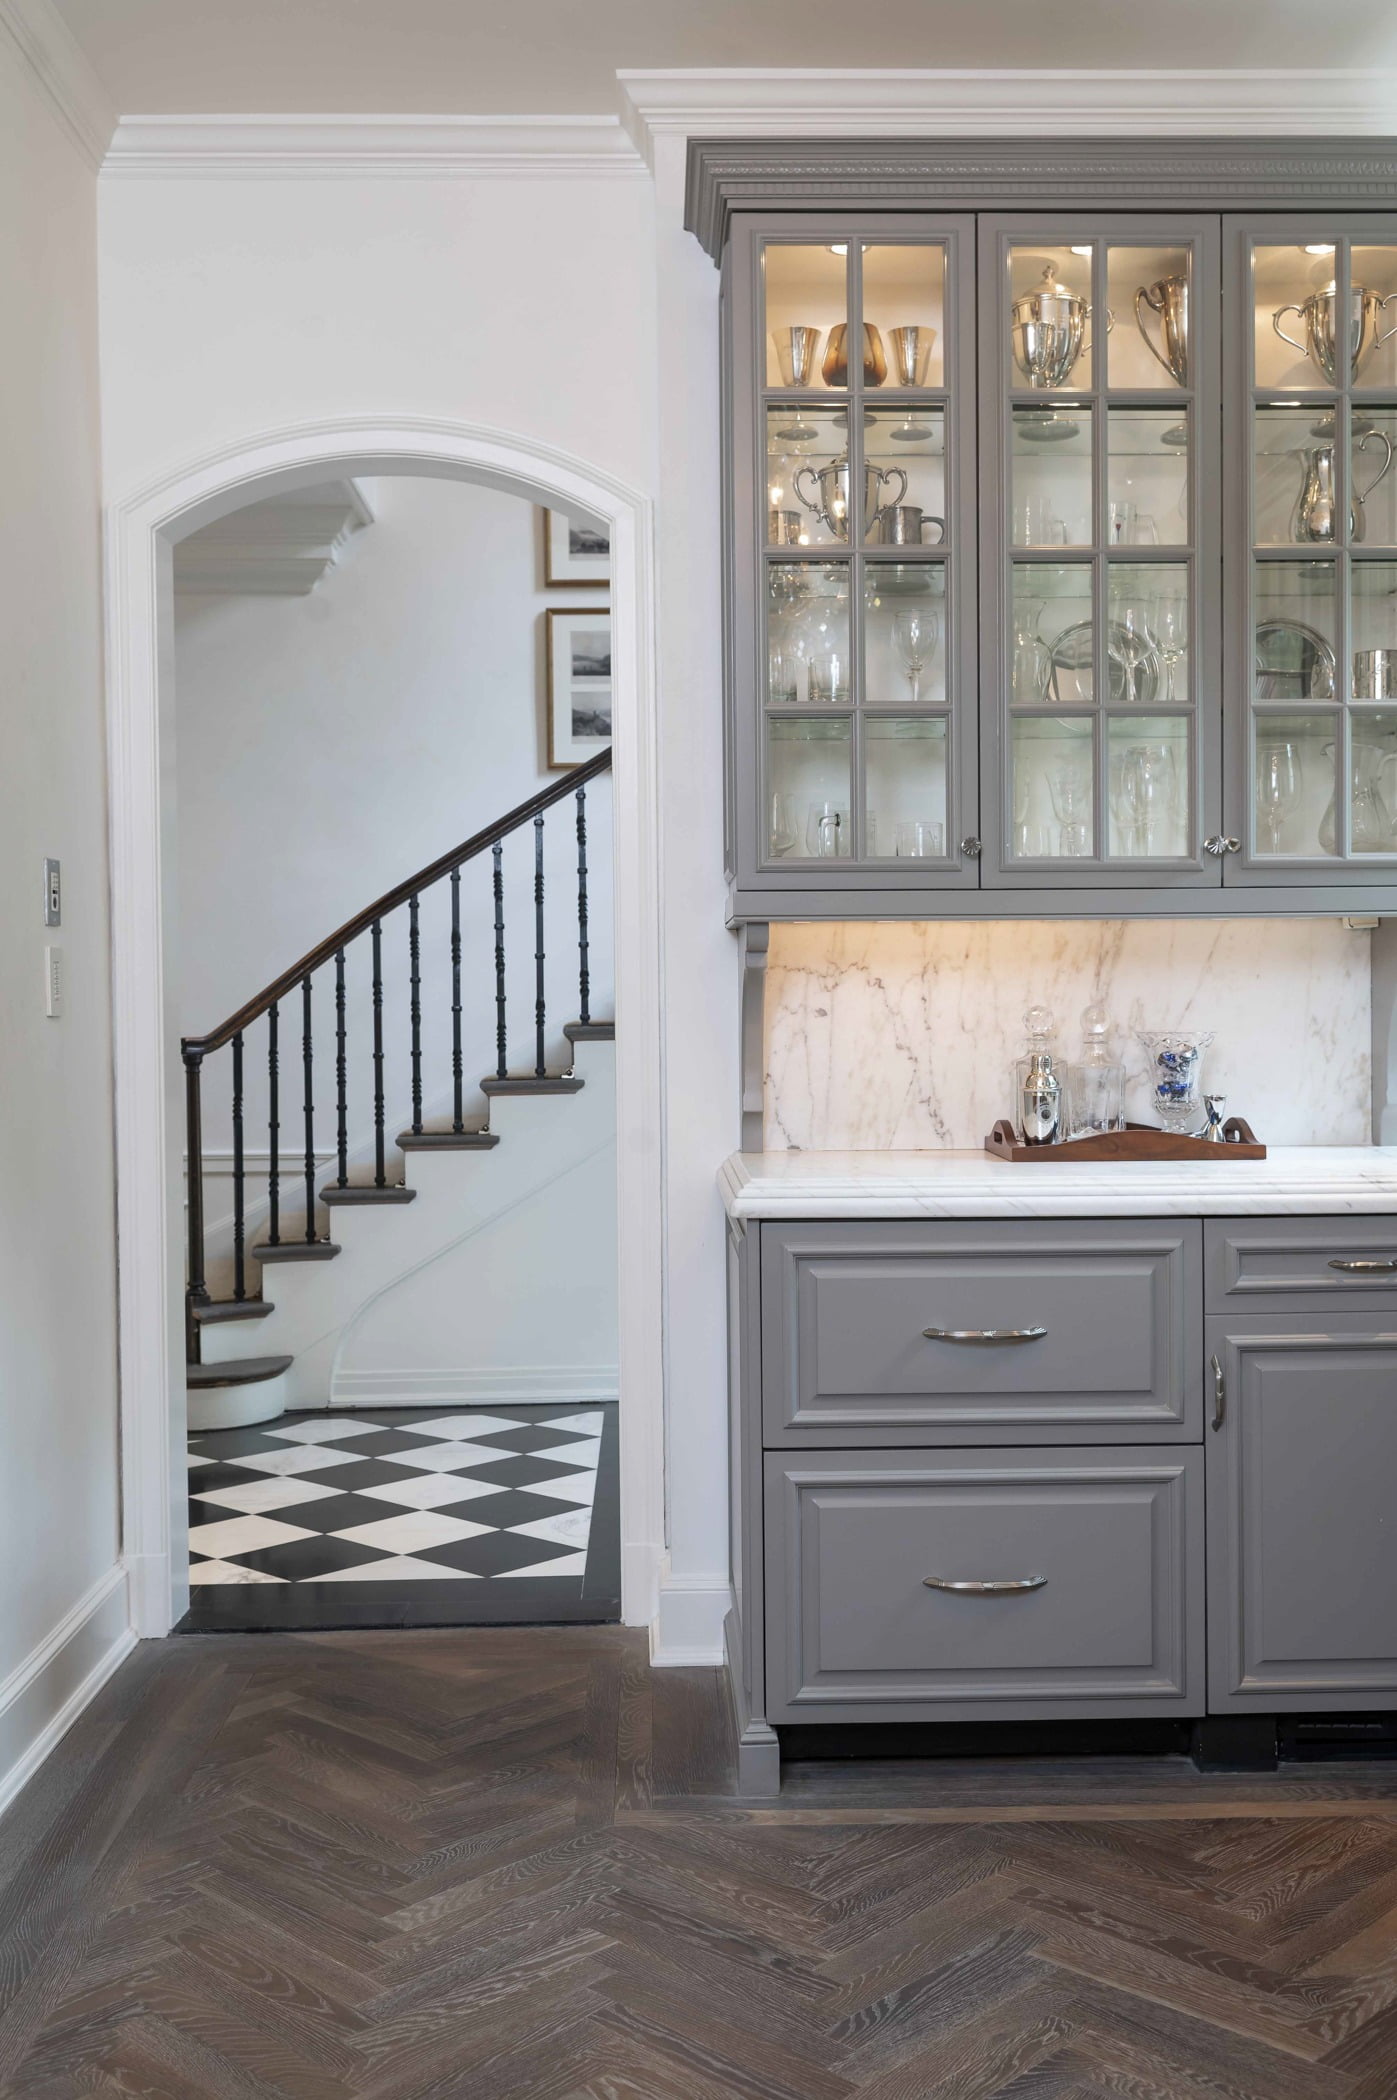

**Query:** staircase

left=183, top=750, right=613, bottom=1431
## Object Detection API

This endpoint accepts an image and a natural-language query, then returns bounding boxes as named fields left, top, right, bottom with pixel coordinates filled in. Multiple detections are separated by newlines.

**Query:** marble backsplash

left=764, top=919, right=1373, bottom=1150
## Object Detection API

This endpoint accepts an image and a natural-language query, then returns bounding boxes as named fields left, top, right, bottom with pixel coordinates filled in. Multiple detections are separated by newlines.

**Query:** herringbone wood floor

left=6, top=1632, right=1397, bottom=2096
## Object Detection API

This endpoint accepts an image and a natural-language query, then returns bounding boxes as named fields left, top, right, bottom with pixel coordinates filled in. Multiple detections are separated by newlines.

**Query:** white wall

left=0, top=44, right=130, bottom=1809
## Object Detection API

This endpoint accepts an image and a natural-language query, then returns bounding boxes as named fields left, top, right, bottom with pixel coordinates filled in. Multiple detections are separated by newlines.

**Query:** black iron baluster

left=575, top=783, right=590, bottom=1027
left=334, top=947, right=348, bottom=1188
left=450, top=867, right=464, bottom=1133
left=534, top=812, right=546, bottom=1078
left=302, top=972, right=316, bottom=1242
left=371, top=918, right=385, bottom=1187
left=231, top=1031, right=246, bottom=1301
left=184, top=1049, right=208, bottom=1360
left=409, top=892, right=423, bottom=1136
left=493, top=841, right=507, bottom=1079
left=267, top=1002, right=280, bottom=1247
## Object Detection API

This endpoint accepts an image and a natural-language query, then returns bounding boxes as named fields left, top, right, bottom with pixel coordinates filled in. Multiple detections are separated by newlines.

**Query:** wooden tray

left=985, top=1118, right=1266, bottom=1163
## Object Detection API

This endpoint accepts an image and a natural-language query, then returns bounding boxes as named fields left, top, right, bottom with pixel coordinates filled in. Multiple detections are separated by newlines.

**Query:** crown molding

left=102, top=112, right=647, bottom=179
left=173, top=478, right=373, bottom=595
left=619, top=67, right=1397, bottom=163
left=0, top=0, right=115, bottom=169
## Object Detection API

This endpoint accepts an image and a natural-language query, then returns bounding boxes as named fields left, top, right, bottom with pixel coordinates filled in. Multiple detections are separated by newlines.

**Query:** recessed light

left=1070, top=245, right=1092, bottom=257
left=1303, top=244, right=1336, bottom=257
left=828, top=243, right=848, bottom=257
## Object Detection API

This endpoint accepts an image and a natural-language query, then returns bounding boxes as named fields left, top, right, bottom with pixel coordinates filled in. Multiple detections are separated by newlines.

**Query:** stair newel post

left=533, top=812, right=546, bottom=1079
left=371, top=918, right=386, bottom=1188
left=450, top=867, right=464, bottom=1134
left=231, top=1031, right=246, bottom=1302
left=183, top=1046, right=210, bottom=1361
left=408, top=892, right=423, bottom=1137
left=493, top=840, right=507, bottom=1080
left=267, top=1001, right=280, bottom=1248
left=334, top=947, right=348, bottom=1189
left=301, top=972, right=316, bottom=1243
left=575, top=783, right=591, bottom=1027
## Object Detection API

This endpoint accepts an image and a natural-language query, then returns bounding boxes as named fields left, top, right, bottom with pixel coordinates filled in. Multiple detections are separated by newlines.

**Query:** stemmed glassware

left=1153, top=591, right=1188, bottom=704
left=1120, top=741, right=1178, bottom=858
left=1111, top=599, right=1159, bottom=704
left=891, top=607, right=940, bottom=704
left=1048, top=762, right=1092, bottom=856
left=1256, top=739, right=1300, bottom=854
left=1011, top=597, right=1050, bottom=704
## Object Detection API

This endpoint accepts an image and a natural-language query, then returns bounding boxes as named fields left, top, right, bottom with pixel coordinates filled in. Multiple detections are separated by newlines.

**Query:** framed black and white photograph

left=546, top=607, right=613, bottom=768
left=543, top=508, right=610, bottom=588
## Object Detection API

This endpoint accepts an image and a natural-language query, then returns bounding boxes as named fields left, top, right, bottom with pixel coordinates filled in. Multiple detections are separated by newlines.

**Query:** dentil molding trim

left=0, top=0, right=115, bottom=169
left=102, top=113, right=648, bottom=179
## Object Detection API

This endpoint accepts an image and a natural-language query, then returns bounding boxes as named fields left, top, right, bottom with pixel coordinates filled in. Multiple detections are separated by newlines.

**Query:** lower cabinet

left=1206, top=1314, right=1397, bottom=1711
left=764, top=1446, right=1204, bottom=1724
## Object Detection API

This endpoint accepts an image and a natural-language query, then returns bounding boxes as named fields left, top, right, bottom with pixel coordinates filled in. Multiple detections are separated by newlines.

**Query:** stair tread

left=251, top=1239, right=340, bottom=1262
left=188, top=1355, right=293, bottom=1389
left=321, top=1184, right=416, bottom=1205
left=481, top=1073, right=584, bottom=1095
left=192, top=1299, right=274, bottom=1324
left=564, top=1021, right=615, bottom=1042
left=397, top=1128, right=500, bottom=1150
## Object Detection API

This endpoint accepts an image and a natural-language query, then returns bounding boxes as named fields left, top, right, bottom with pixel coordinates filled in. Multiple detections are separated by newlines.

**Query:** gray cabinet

left=1206, top=1312, right=1397, bottom=1711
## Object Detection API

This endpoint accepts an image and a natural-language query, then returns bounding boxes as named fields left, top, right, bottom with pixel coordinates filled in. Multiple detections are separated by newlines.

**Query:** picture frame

left=543, top=508, right=610, bottom=588
left=546, top=608, right=613, bottom=769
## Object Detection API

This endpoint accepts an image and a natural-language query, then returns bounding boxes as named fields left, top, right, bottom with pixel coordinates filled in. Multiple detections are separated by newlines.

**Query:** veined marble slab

left=720, top=1147, right=1397, bottom=1221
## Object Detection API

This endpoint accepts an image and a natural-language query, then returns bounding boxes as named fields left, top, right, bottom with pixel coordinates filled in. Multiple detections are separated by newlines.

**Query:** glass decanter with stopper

left=1013, top=1005, right=1065, bottom=1142
left=1071, top=1002, right=1125, bottom=1137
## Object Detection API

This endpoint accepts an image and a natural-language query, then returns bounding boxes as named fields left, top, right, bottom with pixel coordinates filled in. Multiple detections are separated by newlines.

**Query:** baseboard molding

left=649, top=1562, right=732, bottom=1667
left=0, top=1565, right=135, bottom=1820
left=332, top=1367, right=620, bottom=1407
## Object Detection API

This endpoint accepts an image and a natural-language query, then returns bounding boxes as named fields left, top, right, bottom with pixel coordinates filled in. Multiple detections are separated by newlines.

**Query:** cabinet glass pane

left=1011, top=716, right=1094, bottom=858
left=1349, top=712, right=1397, bottom=853
left=767, top=563, right=851, bottom=706
left=1254, top=562, right=1338, bottom=700
left=1354, top=411, right=1397, bottom=547
left=1352, top=246, right=1397, bottom=390
left=1252, top=713, right=1338, bottom=857
left=1107, top=409, right=1188, bottom=547
left=866, top=719, right=948, bottom=858
left=1023, top=564, right=1095, bottom=704
left=764, top=244, right=847, bottom=389
left=864, top=565, right=947, bottom=706
left=1254, top=245, right=1341, bottom=389
left=1108, top=246, right=1192, bottom=390
left=767, top=716, right=852, bottom=857
left=861, top=244, right=946, bottom=390
left=1254, top=405, right=1336, bottom=547
left=1107, top=562, right=1190, bottom=706
left=1107, top=719, right=1190, bottom=858
left=1011, top=405, right=1091, bottom=547
left=863, top=409, right=946, bottom=546
left=765, top=405, right=848, bottom=547
left=1009, top=244, right=1095, bottom=391
left=1353, top=561, right=1397, bottom=682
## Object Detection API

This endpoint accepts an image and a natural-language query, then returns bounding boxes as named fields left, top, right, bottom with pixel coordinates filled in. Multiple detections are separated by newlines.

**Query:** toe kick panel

left=764, top=1445, right=1205, bottom=1723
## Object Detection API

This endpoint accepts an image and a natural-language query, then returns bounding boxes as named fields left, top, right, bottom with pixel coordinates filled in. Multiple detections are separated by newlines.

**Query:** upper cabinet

left=706, top=146, right=1397, bottom=919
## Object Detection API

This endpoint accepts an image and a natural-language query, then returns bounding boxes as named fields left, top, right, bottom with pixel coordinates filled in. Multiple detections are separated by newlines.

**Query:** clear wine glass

left=892, top=608, right=940, bottom=704
left=1256, top=739, right=1300, bottom=854
left=1153, top=591, right=1188, bottom=704
left=1111, top=600, right=1159, bottom=705
left=1048, top=763, right=1093, bottom=856
left=1121, top=741, right=1178, bottom=858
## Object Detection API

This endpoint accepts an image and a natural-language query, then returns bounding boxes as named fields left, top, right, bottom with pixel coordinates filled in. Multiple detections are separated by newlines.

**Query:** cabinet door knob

left=1210, top=1352, right=1226, bottom=1430
left=1204, top=834, right=1243, bottom=857
left=922, top=1325, right=1048, bottom=1343
left=960, top=836, right=983, bottom=858
left=923, top=1574, right=1047, bottom=1595
left=1328, top=1257, right=1397, bottom=1273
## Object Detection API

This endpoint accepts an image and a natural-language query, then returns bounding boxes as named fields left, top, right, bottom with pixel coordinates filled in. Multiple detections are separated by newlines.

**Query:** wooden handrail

left=183, top=747, right=613, bottom=1058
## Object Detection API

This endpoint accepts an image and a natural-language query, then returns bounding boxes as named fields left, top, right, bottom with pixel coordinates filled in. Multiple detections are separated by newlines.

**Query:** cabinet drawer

left=764, top=1446, right=1204, bottom=1723
left=761, top=1220, right=1201, bottom=1444
left=1206, top=1217, right=1397, bottom=1312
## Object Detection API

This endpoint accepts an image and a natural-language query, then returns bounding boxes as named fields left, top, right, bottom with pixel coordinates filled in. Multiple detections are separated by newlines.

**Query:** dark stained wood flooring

left=5, top=1629, right=1397, bottom=2096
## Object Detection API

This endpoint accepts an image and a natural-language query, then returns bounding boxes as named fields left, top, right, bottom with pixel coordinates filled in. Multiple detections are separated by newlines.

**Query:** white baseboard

left=649, top=1560, right=732, bottom=1667
left=0, top=1565, right=135, bottom=1820
left=332, top=1366, right=620, bottom=1407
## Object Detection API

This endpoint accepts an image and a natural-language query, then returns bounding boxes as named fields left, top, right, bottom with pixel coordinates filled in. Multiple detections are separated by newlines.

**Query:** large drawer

left=1206, top=1216, right=1397, bottom=1313
left=764, top=1445, right=1204, bottom=1724
left=761, top=1220, right=1201, bottom=1444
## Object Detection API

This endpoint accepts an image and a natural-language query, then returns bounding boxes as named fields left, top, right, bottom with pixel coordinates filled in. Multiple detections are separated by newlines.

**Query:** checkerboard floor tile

left=187, top=1406, right=612, bottom=1609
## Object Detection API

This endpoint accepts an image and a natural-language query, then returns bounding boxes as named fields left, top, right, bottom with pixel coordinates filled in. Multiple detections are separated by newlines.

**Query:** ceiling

left=51, top=0, right=1397, bottom=116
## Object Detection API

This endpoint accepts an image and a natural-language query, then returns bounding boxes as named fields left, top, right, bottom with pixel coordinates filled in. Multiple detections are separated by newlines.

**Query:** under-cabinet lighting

left=827, top=243, right=848, bottom=256
left=1070, top=245, right=1093, bottom=257
left=1303, top=244, right=1336, bottom=256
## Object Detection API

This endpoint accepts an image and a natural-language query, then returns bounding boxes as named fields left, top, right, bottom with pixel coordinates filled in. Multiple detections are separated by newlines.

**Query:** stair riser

left=187, top=1370, right=289, bottom=1433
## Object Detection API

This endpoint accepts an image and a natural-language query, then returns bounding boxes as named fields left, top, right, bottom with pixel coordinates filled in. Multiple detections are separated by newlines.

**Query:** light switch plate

left=44, top=945, right=62, bottom=1018
left=43, top=858, right=60, bottom=927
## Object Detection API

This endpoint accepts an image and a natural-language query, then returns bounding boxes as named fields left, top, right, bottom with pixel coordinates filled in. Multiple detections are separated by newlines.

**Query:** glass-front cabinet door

left=1228, top=218, right=1397, bottom=882
left=726, top=214, right=979, bottom=895
left=978, top=217, right=1222, bottom=888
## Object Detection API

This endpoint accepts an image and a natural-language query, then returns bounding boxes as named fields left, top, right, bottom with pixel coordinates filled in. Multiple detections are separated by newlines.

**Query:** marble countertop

left=720, top=1147, right=1397, bottom=1220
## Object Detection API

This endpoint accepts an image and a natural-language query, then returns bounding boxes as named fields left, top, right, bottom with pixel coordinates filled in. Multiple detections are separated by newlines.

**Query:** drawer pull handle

left=921, top=1326, right=1048, bottom=1344
left=923, top=1575, right=1047, bottom=1595
left=1211, top=1352, right=1226, bottom=1431
left=1328, top=1258, right=1397, bottom=1274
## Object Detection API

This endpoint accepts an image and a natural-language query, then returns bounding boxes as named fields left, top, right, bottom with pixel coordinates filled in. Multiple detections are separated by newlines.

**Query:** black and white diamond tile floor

left=182, top=1403, right=619, bottom=1631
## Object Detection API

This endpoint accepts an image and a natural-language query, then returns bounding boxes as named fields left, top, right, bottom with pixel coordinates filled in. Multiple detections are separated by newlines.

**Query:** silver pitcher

left=1292, top=430, right=1394, bottom=544
left=794, top=453, right=907, bottom=542
left=1134, top=274, right=1190, bottom=385
left=1273, top=281, right=1397, bottom=385
left=1010, top=262, right=1111, bottom=389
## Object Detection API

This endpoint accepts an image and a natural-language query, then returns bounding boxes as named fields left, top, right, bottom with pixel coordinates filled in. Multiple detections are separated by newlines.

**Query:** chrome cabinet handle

left=960, top=836, right=983, bottom=858
left=1328, top=1258, right=1397, bottom=1273
left=923, top=1574, right=1047, bottom=1594
left=922, top=1325, right=1047, bottom=1344
left=1210, top=1352, right=1226, bottom=1431
left=1203, top=834, right=1243, bottom=857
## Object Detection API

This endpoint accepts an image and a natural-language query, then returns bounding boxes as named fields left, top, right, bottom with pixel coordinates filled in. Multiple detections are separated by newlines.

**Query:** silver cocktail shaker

left=1021, top=1052, right=1062, bottom=1146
